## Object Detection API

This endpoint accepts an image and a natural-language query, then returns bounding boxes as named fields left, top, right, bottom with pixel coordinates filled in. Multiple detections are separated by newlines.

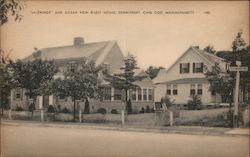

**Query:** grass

left=1, top=108, right=230, bottom=127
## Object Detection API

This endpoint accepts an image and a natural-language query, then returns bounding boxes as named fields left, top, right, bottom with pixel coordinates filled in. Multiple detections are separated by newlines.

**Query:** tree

left=53, top=59, right=101, bottom=121
left=204, top=45, right=216, bottom=54
left=0, top=49, right=13, bottom=114
left=205, top=63, right=233, bottom=103
left=0, top=0, right=25, bottom=26
left=145, top=66, right=164, bottom=79
left=105, top=54, right=146, bottom=114
left=9, top=59, right=58, bottom=114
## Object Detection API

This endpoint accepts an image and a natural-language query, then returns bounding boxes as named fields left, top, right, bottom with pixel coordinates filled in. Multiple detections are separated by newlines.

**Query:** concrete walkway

left=2, top=119, right=249, bottom=137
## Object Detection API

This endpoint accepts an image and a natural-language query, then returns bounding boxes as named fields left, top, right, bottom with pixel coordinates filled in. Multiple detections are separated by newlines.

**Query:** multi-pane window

left=197, top=84, right=202, bottom=95
left=138, top=88, right=142, bottom=101
left=190, top=84, right=196, bottom=95
left=193, top=62, right=204, bottom=73
left=148, top=89, right=153, bottom=101
left=68, top=62, right=78, bottom=73
left=132, top=89, right=136, bottom=101
left=59, top=95, right=66, bottom=101
left=16, top=88, right=22, bottom=99
left=167, top=85, right=171, bottom=95
left=180, top=63, right=190, bottom=73
left=173, top=85, right=178, bottom=95
left=143, top=89, right=147, bottom=100
left=102, top=87, right=111, bottom=100
left=114, top=88, right=122, bottom=100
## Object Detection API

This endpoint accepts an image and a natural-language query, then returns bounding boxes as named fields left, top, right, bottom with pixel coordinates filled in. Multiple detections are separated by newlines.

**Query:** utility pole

left=229, top=61, right=248, bottom=128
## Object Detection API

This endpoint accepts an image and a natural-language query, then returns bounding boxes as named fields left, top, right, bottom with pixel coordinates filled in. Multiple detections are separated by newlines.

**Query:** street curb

left=1, top=119, right=249, bottom=137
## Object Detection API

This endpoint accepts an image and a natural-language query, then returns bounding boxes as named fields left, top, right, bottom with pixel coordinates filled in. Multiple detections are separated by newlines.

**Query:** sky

left=1, top=1, right=249, bottom=70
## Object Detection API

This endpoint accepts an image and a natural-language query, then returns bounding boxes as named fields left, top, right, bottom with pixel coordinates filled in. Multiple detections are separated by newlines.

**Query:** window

left=132, top=89, right=136, bottom=101
left=58, top=95, right=66, bottom=101
left=173, top=85, right=178, bottom=95
left=143, top=89, right=147, bottom=101
left=167, top=85, right=171, bottom=95
left=68, top=62, right=78, bottom=73
left=102, top=87, right=111, bottom=100
left=190, top=84, right=196, bottom=95
left=138, top=88, right=142, bottom=101
left=193, top=62, right=204, bottom=73
left=197, top=84, right=202, bottom=95
left=16, top=88, right=22, bottom=99
left=148, top=89, right=153, bottom=101
left=114, top=88, right=122, bottom=100
left=180, top=63, right=190, bottom=73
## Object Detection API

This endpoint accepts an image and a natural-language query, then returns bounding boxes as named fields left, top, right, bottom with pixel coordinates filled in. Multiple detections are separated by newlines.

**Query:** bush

left=139, top=107, right=145, bottom=113
left=111, top=109, right=118, bottom=114
left=47, top=105, right=56, bottom=113
left=28, top=103, right=35, bottom=112
left=187, top=95, right=202, bottom=110
left=97, top=108, right=107, bottom=114
left=146, top=106, right=151, bottom=113
left=16, top=106, right=24, bottom=111
left=61, top=107, right=71, bottom=113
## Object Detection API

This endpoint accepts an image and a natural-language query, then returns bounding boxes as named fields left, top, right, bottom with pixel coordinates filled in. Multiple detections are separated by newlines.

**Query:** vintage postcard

left=0, top=1, right=249, bottom=157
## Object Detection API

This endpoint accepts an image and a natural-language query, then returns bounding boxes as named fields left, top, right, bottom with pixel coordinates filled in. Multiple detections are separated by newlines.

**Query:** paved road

left=1, top=124, right=249, bottom=157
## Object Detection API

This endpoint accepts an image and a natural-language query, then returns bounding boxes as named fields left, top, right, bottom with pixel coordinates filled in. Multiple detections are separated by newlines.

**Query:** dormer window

left=180, top=63, right=190, bottom=73
left=193, top=62, right=204, bottom=73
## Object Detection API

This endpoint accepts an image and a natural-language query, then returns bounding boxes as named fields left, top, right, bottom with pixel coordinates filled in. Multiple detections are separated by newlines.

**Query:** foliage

left=111, top=109, right=118, bottom=114
left=53, top=58, right=101, bottom=121
left=204, top=45, right=216, bottom=54
left=145, top=66, right=164, bottom=79
left=105, top=54, right=146, bottom=114
left=213, top=31, right=250, bottom=102
left=187, top=95, right=202, bottom=110
left=9, top=59, right=58, bottom=106
left=0, top=0, right=25, bottom=25
left=139, top=107, right=145, bottom=113
left=0, top=49, right=14, bottom=112
left=160, top=95, right=174, bottom=108
left=145, top=105, right=151, bottom=113
left=205, top=63, right=233, bottom=103
left=97, top=108, right=107, bottom=114
left=15, top=106, right=24, bottom=111
left=47, top=105, right=56, bottom=113
left=61, top=107, right=70, bottom=113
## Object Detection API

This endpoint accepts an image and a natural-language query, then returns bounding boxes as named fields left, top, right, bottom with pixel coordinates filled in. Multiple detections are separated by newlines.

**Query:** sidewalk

left=1, top=119, right=249, bottom=137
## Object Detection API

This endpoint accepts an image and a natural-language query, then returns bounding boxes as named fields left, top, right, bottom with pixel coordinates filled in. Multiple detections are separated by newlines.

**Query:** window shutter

left=13, top=90, right=16, bottom=100
left=193, top=63, right=195, bottom=73
left=201, top=63, right=204, bottom=72
left=20, top=89, right=23, bottom=100
left=180, top=63, right=182, bottom=73
left=187, top=63, right=190, bottom=73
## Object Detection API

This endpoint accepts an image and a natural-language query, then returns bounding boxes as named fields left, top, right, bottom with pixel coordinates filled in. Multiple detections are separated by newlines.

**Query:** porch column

left=136, top=89, right=138, bottom=101
left=38, top=96, right=43, bottom=109
left=146, top=88, right=149, bottom=101
left=49, top=95, right=53, bottom=105
left=111, top=87, right=114, bottom=101
left=10, top=90, right=14, bottom=109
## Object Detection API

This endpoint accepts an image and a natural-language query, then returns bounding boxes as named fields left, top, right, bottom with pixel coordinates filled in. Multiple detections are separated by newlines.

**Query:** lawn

left=2, top=108, right=230, bottom=127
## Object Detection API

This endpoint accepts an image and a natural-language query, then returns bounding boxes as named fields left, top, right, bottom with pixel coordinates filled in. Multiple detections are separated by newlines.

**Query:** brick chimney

left=74, top=37, right=84, bottom=46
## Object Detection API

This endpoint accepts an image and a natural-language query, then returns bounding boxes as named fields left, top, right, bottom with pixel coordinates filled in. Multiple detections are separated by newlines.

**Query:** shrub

left=160, top=95, right=174, bottom=108
left=47, top=105, right=56, bottom=113
left=28, top=103, right=35, bottom=112
left=187, top=95, right=202, bottom=110
left=151, top=107, right=155, bottom=113
left=140, top=107, right=145, bottom=113
left=111, top=109, right=118, bottom=114
left=61, top=107, right=71, bottom=113
left=16, top=106, right=24, bottom=111
left=97, top=108, right=107, bottom=114
left=146, top=105, right=151, bottom=113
